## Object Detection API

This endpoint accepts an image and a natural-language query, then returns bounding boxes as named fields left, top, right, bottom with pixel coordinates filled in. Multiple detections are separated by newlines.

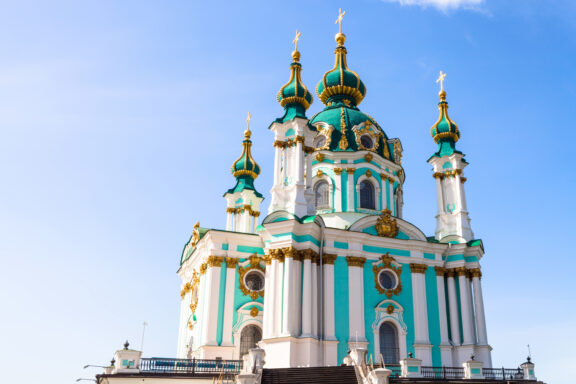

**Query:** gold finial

left=292, top=30, right=302, bottom=62
left=335, top=8, right=347, bottom=46
left=436, top=71, right=447, bottom=99
left=245, top=112, right=252, bottom=139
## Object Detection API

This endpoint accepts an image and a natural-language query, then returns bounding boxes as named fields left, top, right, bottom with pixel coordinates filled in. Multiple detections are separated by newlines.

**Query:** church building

left=176, top=21, right=491, bottom=370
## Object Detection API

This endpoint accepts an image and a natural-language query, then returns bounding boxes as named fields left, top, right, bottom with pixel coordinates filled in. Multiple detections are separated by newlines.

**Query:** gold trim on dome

left=319, top=84, right=365, bottom=106
left=279, top=96, right=311, bottom=110
left=392, top=139, right=403, bottom=165
left=339, top=108, right=349, bottom=150
left=312, top=123, right=333, bottom=151
left=409, top=263, right=428, bottom=274
left=376, top=209, right=399, bottom=238
left=372, top=253, right=402, bottom=298
left=346, top=256, right=366, bottom=268
left=238, top=253, right=266, bottom=300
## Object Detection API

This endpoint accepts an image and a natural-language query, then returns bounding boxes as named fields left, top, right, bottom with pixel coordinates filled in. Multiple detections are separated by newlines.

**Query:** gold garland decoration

left=238, top=253, right=266, bottom=300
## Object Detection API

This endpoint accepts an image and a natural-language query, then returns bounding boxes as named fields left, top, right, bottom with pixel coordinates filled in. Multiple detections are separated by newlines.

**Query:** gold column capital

left=207, top=256, right=225, bottom=268
left=469, top=268, right=482, bottom=279
left=323, top=254, right=338, bottom=265
left=333, top=167, right=343, bottom=175
left=434, top=266, right=447, bottom=276
left=346, top=167, right=355, bottom=174
left=454, top=266, right=468, bottom=277
left=225, top=257, right=239, bottom=269
left=409, top=263, right=428, bottom=274
left=346, top=256, right=366, bottom=268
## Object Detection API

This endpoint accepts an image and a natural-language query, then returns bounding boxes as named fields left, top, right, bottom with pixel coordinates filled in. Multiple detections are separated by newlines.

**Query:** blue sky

left=0, top=1, right=574, bottom=383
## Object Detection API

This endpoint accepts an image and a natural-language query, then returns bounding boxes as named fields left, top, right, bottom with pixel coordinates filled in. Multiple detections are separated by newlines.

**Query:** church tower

left=268, top=34, right=316, bottom=217
left=224, top=123, right=264, bottom=233
left=428, top=77, right=474, bottom=243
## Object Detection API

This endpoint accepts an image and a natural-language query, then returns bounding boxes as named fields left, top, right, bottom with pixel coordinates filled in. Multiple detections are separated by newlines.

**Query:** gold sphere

left=291, top=50, right=301, bottom=62
left=335, top=32, right=346, bottom=46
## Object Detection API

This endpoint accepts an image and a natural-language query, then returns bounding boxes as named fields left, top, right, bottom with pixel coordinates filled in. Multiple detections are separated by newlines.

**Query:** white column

left=177, top=289, right=189, bottom=357
left=434, top=176, right=444, bottom=213
left=301, top=253, right=312, bottom=337
left=456, top=268, right=475, bottom=345
left=347, top=257, right=365, bottom=345
left=274, top=257, right=284, bottom=337
left=388, top=178, right=394, bottom=210
left=292, top=257, right=303, bottom=335
left=221, top=259, right=237, bottom=346
left=435, top=267, right=453, bottom=366
left=201, top=259, right=221, bottom=346
left=346, top=169, right=354, bottom=212
left=311, top=258, right=319, bottom=337
left=226, top=212, right=233, bottom=231
left=282, top=250, right=294, bottom=336
left=446, top=270, right=461, bottom=345
left=334, top=170, right=343, bottom=211
left=263, top=257, right=273, bottom=338
left=410, top=264, right=430, bottom=344
left=305, top=152, right=313, bottom=188
left=273, top=142, right=282, bottom=185
left=471, top=270, right=488, bottom=345
left=296, top=140, right=304, bottom=184
left=323, top=257, right=336, bottom=340
left=269, top=258, right=280, bottom=337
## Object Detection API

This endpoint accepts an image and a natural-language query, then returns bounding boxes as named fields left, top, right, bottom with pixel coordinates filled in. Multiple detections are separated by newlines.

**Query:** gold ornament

left=250, top=307, right=259, bottom=317
left=375, top=209, right=399, bottom=238
left=238, top=253, right=266, bottom=300
left=191, top=222, right=200, bottom=246
left=386, top=305, right=395, bottom=315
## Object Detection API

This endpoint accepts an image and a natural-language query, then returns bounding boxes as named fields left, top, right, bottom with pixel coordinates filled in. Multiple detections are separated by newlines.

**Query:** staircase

left=261, top=366, right=360, bottom=384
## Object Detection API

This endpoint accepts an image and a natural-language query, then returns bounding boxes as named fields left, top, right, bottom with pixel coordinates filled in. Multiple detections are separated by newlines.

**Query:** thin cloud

left=383, top=0, right=485, bottom=12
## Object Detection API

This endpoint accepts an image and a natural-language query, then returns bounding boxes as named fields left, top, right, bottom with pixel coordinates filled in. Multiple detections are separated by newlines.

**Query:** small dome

left=431, top=91, right=460, bottom=144
left=277, top=50, right=313, bottom=110
left=231, top=129, right=261, bottom=179
left=316, top=33, right=366, bottom=107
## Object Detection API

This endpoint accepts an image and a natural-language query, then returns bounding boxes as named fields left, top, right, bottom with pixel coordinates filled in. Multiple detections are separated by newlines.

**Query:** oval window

left=314, top=135, right=327, bottom=149
left=361, top=135, right=374, bottom=149
left=245, top=271, right=264, bottom=292
left=378, top=270, right=397, bottom=290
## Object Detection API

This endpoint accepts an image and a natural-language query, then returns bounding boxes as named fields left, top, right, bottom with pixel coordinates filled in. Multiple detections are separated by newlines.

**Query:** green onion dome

left=227, top=128, right=262, bottom=197
left=316, top=33, right=366, bottom=107
left=430, top=90, right=460, bottom=156
left=277, top=50, right=313, bottom=110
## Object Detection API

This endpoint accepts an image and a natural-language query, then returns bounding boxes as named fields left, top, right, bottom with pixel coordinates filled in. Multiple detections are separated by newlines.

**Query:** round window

left=378, top=270, right=397, bottom=290
left=245, top=271, right=264, bottom=292
left=314, top=135, right=327, bottom=149
left=360, top=135, right=374, bottom=149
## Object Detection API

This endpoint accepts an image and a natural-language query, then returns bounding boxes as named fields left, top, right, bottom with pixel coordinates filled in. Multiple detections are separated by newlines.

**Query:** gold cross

left=436, top=71, right=447, bottom=92
left=293, top=30, right=301, bottom=51
left=335, top=8, right=346, bottom=34
left=246, top=112, right=251, bottom=130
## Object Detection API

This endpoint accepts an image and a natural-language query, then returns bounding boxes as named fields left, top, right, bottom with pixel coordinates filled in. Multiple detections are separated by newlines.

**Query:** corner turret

left=224, top=115, right=263, bottom=233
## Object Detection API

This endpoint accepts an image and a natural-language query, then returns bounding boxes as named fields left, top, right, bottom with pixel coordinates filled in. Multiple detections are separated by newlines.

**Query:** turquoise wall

left=334, top=256, right=350, bottom=362
left=425, top=267, right=442, bottom=366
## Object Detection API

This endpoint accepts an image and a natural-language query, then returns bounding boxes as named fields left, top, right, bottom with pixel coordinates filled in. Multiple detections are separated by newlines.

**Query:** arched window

left=314, top=181, right=330, bottom=210
left=379, top=322, right=399, bottom=364
left=360, top=180, right=375, bottom=210
left=239, top=325, right=262, bottom=357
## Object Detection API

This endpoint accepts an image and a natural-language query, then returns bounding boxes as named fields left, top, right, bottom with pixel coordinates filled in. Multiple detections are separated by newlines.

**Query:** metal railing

left=482, top=367, right=524, bottom=380
left=421, top=366, right=465, bottom=379
left=140, top=358, right=243, bottom=375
